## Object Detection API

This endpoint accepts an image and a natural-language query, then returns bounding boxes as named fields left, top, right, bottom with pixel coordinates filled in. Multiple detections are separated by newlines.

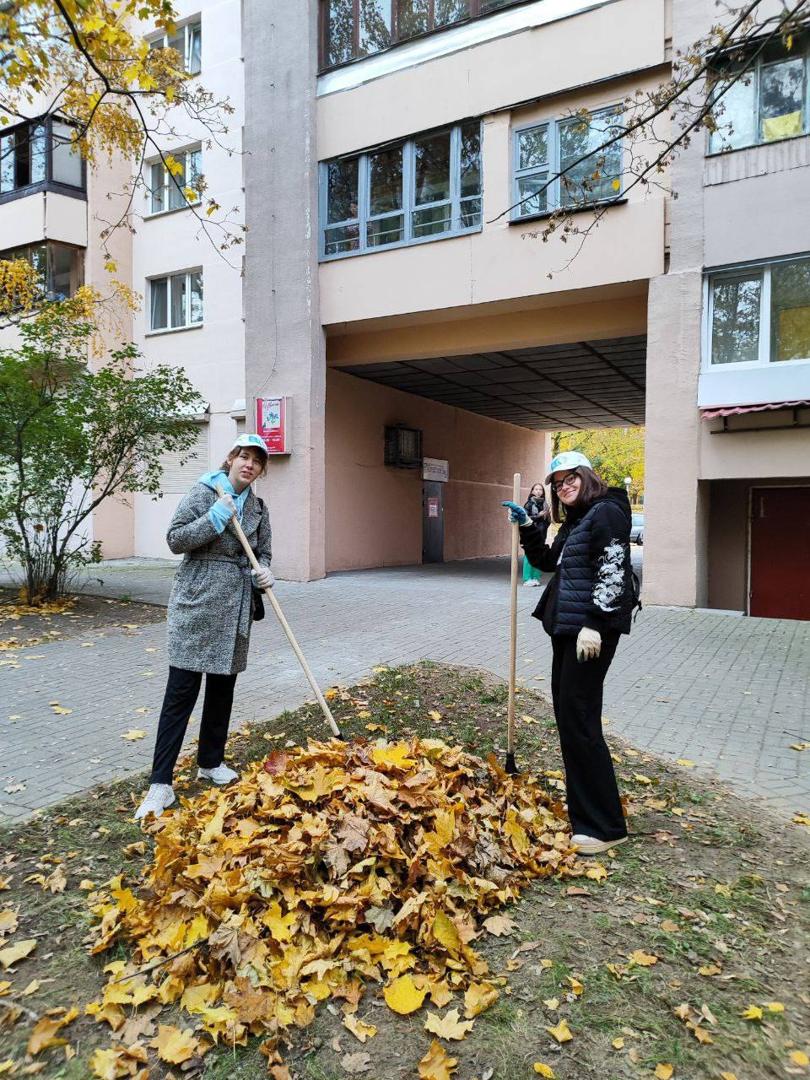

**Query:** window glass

left=367, top=215, right=404, bottom=246
left=189, top=271, right=204, bottom=324
left=325, top=223, right=360, bottom=256
left=359, top=0, right=391, bottom=56
left=327, top=158, right=358, bottom=223
left=414, top=130, right=450, bottom=205
left=459, top=196, right=481, bottom=229
left=150, top=162, right=165, bottom=213
left=48, top=243, right=79, bottom=298
left=51, top=121, right=83, bottom=187
left=150, top=278, right=168, bottom=330
left=327, top=0, right=354, bottom=66
left=459, top=122, right=481, bottom=197
left=187, top=148, right=202, bottom=201
left=518, top=125, right=548, bottom=171
left=397, top=0, right=430, bottom=39
left=759, top=58, right=805, bottom=142
left=517, top=173, right=548, bottom=216
left=413, top=203, right=452, bottom=237
left=771, top=259, right=810, bottom=362
left=168, top=155, right=187, bottom=210
left=0, top=133, right=15, bottom=193
left=30, top=124, right=46, bottom=183
left=711, top=276, right=761, bottom=364
left=559, top=111, right=622, bottom=206
left=170, top=273, right=186, bottom=328
left=166, top=26, right=185, bottom=64
left=708, top=73, right=756, bottom=151
left=187, top=22, right=202, bottom=74
left=13, top=125, right=30, bottom=188
left=368, top=145, right=402, bottom=215
left=435, top=0, right=469, bottom=26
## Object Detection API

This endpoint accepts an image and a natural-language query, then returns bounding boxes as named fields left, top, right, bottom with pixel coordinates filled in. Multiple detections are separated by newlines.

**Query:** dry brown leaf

left=0, top=938, right=36, bottom=969
left=341, top=1050, right=372, bottom=1074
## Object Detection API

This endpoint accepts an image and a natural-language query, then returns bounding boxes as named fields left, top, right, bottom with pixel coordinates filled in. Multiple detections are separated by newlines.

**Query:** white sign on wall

left=422, top=457, right=449, bottom=483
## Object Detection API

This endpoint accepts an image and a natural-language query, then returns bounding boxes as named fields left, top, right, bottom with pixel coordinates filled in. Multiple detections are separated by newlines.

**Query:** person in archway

left=502, top=451, right=637, bottom=856
left=134, top=434, right=273, bottom=821
left=522, top=481, right=548, bottom=587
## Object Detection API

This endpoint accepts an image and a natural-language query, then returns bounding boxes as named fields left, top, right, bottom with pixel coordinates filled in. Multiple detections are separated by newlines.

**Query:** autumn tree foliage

left=0, top=298, right=204, bottom=603
left=554, top=427, right=646, bottom=503
left=0, top=1, right=242, bottom=255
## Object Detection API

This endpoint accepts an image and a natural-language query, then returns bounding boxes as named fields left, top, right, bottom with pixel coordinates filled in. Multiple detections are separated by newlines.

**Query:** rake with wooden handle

left=505, top=472, right=521, bottom=775
left=216, top=486, right=343, bottom=740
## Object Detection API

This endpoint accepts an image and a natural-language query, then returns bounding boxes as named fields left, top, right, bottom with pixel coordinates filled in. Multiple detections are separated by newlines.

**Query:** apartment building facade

left=3, top=0, right=808, bottom=619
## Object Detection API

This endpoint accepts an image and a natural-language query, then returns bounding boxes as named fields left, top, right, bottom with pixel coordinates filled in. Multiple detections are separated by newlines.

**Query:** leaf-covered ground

left=0, top=590, right=164, bottom=654
left=0, top=662, right=808, bottom=1079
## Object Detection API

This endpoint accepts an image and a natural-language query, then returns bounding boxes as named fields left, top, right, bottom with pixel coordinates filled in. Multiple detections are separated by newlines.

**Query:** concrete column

left=243, top=0, right=326, bottom=581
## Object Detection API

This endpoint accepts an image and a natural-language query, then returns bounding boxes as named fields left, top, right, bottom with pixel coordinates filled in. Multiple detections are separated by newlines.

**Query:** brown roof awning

left=701, top=399, right=810, bottom=420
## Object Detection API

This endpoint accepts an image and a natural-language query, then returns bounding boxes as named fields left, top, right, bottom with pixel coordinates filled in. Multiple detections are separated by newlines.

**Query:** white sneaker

left=134, top=783, right=176, bottom=821
left=197, top=762, right=239, bottom=785
left=570, top=833, right=628, bottom=856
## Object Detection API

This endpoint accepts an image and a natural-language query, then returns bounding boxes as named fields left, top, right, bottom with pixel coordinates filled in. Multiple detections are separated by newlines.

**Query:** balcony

left=0, top=117, right=88, bottom=251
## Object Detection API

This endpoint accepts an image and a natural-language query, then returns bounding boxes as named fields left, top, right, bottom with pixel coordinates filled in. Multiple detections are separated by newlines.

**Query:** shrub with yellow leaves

left=87, top=738, right=584, bottom=1065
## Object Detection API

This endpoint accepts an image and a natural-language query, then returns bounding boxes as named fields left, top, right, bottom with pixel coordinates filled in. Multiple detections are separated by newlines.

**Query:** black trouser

left=550, top=632, right=627, bottom=841
left=150, top=666, right=238, bottom=785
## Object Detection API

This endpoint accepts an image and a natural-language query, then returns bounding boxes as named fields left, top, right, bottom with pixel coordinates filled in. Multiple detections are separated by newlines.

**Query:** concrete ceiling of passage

left=337, top=335, right=646, bottom=430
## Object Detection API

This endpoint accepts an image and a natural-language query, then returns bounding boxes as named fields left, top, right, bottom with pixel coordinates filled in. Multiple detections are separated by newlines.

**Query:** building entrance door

left=422, top=482, right=444, bottom=563
left=750, top=486, right=810, bottom=620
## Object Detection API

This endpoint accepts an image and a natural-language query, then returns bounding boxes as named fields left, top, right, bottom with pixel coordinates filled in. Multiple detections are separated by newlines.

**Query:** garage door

left=750, top=486, right=810, bottom=620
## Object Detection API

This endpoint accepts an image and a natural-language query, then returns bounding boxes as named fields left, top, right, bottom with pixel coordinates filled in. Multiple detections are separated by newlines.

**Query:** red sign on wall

left=256, top=396, right=291, bottom=455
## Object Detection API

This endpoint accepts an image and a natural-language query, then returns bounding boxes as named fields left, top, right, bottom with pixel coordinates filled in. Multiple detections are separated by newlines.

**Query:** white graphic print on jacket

left=593, top=540, right=624, bottom=612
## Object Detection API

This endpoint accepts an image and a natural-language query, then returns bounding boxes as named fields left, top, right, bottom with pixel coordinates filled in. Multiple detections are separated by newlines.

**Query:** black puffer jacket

left=521, top=488, right=636, bottom=637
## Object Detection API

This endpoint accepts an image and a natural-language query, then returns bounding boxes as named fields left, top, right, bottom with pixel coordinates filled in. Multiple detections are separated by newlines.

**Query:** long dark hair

left=550, top=466, right=608, bottom=524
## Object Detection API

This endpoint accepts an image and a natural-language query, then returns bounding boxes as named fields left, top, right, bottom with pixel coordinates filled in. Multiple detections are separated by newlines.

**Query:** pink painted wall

left=325, top=368, right=549, bottom=571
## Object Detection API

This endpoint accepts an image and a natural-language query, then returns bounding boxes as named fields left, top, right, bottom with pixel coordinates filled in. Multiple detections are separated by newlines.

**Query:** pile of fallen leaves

left=84, top=738, right=588, bottom=1077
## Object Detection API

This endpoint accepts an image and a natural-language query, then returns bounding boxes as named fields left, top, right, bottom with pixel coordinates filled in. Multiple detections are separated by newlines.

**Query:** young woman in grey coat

left=135, top=433, right=273, bottom=820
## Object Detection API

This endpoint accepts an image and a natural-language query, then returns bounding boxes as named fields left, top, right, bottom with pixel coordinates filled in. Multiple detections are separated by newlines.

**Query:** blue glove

left=502, top=500, right=529, bottom=526
left=208, top=493, right=236, bottom=534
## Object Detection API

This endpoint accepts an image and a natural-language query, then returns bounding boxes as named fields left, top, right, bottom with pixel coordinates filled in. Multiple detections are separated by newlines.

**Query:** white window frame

left=147, top=269, right=204, bottom=334
left=511, top=107, right=624, bottom=221
left=703, top=252, right=810, bottom=371
left=146, top=146, right=202, bottom=217
left=319, top=120, right=482, bottom=261
left=708, top=41, right=810, bottom=154
left=150, top=17, right=202, bottom=75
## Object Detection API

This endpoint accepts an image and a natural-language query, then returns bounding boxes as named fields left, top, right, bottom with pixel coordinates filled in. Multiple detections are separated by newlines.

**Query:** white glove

left=576, top=626, right=602, bottom=662
left=252, top=566, right=274, bottom=590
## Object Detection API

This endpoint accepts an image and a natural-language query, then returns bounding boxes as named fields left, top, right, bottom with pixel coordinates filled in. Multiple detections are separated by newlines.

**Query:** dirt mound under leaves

left=86, top=738, right=594, bottom=1076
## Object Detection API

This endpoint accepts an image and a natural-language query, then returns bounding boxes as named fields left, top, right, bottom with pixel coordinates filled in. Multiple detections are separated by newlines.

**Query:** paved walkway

left=1, top=558, right=808, bottom=822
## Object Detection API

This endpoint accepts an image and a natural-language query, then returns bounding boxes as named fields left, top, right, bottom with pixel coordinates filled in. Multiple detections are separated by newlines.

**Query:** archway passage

left=325, top=331, right=646, bottom=573
left=337, top=335, right=646, bottom=431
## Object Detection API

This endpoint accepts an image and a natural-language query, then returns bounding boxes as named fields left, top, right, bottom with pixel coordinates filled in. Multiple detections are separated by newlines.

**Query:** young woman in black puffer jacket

left=503, top=451, right=638, bottom=857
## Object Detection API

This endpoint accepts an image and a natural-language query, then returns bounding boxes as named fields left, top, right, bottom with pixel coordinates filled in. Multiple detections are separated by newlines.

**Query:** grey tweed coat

left=165, top=482, right=272, bottom=675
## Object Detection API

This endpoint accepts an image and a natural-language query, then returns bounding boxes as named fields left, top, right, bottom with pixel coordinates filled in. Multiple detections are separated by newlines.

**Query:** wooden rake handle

left=506, top=472, right=521, bottom=775
left=215, top=486, right=342, bottom=739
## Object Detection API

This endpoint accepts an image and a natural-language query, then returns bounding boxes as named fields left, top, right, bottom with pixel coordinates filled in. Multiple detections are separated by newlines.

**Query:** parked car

left=630, top=512, right=644, bottom=546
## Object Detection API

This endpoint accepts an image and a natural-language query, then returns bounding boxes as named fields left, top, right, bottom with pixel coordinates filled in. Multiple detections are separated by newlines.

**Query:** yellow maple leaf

left=383, top=974, right=427, bottom=1015
left=698, top=964, right=721, bottom=976
left=151, top=1023, right=198, bottom=1064
left=741, top=1005, right=763, bottom=1021
left=343, top=1013, right=377, bottom=1042
left=424, top=1008, right=474, bottom=1041
left=533, top=1065, right=556, bottom=1078
left=428, top=710, right=442, bottom=721
left=719, top=1073, right=739, bottom=1080
left=628, top=949, right=658, bottom=967
left=463, top=981, right=499, bottom=1018
left=27, top=1006, right=78, bottom=1054
left=612, top=1037, right=624, bottom=1050
left=546, top=1018, right=573, bottom=1043
left=789, top=1051, right=809, bottom=1066
left=432, top=911, right=461, bottom=954
left=0, top=911, right=17, bottom=934
left=765, top=1001, right=784, bottom=1013
left=121, top=729, right=146, bottom=741
left=0, top=938, right=36, bottom=968
left=372, top=743, right=416, bottom=769
left=654, top=1065, right=674, bottom=1079
left=200, top=800, right=226, bottom=844
left=418, top=1039, right=458, bottom=1080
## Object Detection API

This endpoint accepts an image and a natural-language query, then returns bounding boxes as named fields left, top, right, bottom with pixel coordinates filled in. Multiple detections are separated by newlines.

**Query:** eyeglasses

left=552, top=473, right=580, bottom=493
